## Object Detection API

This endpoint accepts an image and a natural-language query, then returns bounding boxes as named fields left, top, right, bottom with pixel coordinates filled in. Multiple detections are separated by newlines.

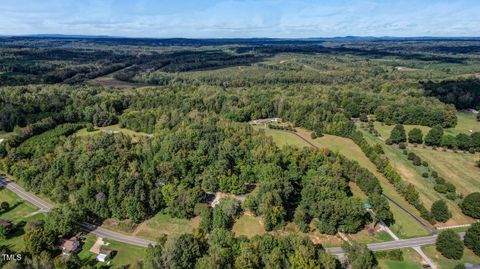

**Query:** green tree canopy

left=436, top=230, right=464, bottom=260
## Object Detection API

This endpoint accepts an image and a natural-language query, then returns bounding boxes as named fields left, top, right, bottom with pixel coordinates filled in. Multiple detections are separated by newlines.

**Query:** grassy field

left=75, top=124, right=149, bottom=138
left=362, top=122, right=480, bottom=226
left=232, top=212, right=265, bottom=238
left=102, top=213, right=200, bottom=240
left=422, top=244, right=480, bottom=269
left=377, top=248, right=424, bottom=269
left=133, top=213, right=200, bottom=239
left=78, top=234, right=145, bottom=268
left=374, top=112, right=480, bottom=139
left=359, top=127, right=474, bottom=226
left=253, top=126, right=312, bottom=148
left=260, top=126, right=430, bottom=238
left=410, top=147, right=479, bottom=197
left=0, top=188, right=46, bottom=251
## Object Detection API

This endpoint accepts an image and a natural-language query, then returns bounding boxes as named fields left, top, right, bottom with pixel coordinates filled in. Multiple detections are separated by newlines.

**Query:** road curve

left=0, top=174, right=465, bottom=252
left=0, top=175, right=156, bottom=247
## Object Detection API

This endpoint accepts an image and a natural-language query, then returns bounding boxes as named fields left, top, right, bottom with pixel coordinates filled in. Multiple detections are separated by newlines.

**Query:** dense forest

left=1, top=37, right=480, bottom=268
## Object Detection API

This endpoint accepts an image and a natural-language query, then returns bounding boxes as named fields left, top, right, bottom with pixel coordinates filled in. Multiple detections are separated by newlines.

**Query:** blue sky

left=1, top=0, right=479, bottom=38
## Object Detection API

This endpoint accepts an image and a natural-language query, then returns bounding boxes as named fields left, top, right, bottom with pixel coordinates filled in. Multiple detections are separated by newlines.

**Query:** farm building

left=251, top=118, right=280, bottom=125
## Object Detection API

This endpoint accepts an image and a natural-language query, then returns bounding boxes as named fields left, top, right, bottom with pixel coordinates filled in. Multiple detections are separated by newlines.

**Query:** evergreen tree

left=389, top=124, right=407, bottom=144
left=425, top=126, right=444, bottom=146
left=460, top=192, right=480, bottom=219
left=408, top=128, right=423, bottom=144
left=436, top=230, right=464, bottom=260
left=464, top=222, right=480, bottom=256
left=431, top=200, right=451, bottom=222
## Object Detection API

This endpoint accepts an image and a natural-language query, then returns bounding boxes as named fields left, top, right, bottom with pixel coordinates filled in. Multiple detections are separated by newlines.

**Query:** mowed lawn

left=360, top=128, right=474, bottom=226
left=377, top=248, right=424, bottom=269
left=253, top=126, right=312, bottom=148
left=0, top=188, right=46, bottom=251
left=422, top=244, right=480, bottom=269
left=78, top=234, right=145, bottom=268
left=409, top=148, right=479, bottom=196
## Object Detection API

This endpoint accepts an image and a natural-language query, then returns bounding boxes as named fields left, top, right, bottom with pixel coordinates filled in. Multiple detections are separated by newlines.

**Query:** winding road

left=0, top=175, right=466, bottom=254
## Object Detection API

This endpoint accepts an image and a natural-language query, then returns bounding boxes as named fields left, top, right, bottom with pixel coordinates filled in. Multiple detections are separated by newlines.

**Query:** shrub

left=431, top=171, right=438, bottom=178
left=422, top=161, right=428, bottom=167
left=436, top=230, right=464, bottom=260
left=422, top=172, right=429, bottom=178
left=436, top=177, right=446, bottom=185
left=385, top=138, right=392, bottom=145
left=398, top=142, right=406, bottom=149
left=402, top=149, right=408, bottom=155
left=407, top=152, right=416, bottom=160
left=413, top=156, right=422, bottom=166
left=446, top=193, right=457, bottom=201
left=460, top=192, right=480, bottom=219
left=310, top=132, right=317, bottom=139
left=434, top=184, right=448, bottom=194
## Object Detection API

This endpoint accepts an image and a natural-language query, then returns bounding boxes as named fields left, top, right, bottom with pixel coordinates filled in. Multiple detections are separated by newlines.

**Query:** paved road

left=0, top=174, right=467, bottom=253
left=327, top=232, right=465, bottom=255
left=0, top=176, right=156, bottom=247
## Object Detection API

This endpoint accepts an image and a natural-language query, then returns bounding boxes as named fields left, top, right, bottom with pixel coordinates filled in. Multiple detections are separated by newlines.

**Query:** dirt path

left=90, top=237, right=106, bottom=254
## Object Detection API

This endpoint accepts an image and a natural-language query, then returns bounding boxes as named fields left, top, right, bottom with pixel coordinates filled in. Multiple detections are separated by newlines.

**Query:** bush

left=431, top=200, right=451, bottom=222
left=460, top=192, right=480, bottom=219
left=446, top=192, right=457, bottom=201
left=464, top=222, right=480, bottom=256
left=436, top=230, right=464, bottom=260
left=431, top=171, right=438, bottom=178
left=434, top=184, right=448, bottom=194
left=407, top=152, right=416, bottom=160
left=402, top=149, right=408, bottom=155
left=398, top=142, right=406, bottom=149
left=413, top=156, right=422, bottom=166
left=422, top=172, right=429, bottom=178
left=385, top=138, right=392, bottom=145
left=422, top=161, right=428, bottom=167
left=310, top=132, right=317, bottom=139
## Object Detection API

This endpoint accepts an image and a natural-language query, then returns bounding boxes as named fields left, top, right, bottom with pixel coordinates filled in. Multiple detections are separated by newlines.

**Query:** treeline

left=423, top=78, right=480, bottom=110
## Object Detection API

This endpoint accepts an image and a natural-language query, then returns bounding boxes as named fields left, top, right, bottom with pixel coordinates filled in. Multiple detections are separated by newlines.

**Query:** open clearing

left=102, top=213, right=200, bottom=240
left=422, top=244, right=480, bottom=269
left=259, top=126, right=430, bottom=238
left=410, top=147, right=479, bottom=196
left=360, top=128, right=474, bottom=226
left=88, top=76, right=147, bottom=89
left=232, top=211, right=265, bottom=238
left=253, top=126, right=312, bottom=148
left=75, top=124, right=149, bottom=138
left=378, top=248, right=424, bottom=269
left=0, top=188, right=46, bottom=251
